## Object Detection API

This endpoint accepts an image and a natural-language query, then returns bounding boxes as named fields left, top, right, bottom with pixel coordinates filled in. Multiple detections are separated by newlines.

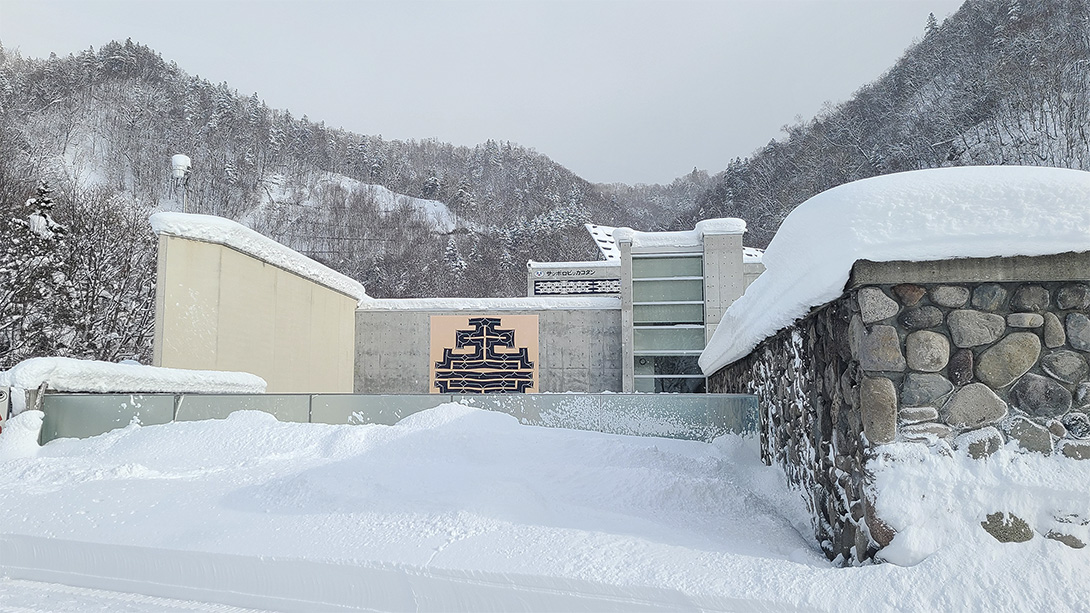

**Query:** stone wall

left=709, top=255, right=1090, bottom=564
left=849, top=279, right=1090, bottom=460
left=708, top=296, right=883, bottom=563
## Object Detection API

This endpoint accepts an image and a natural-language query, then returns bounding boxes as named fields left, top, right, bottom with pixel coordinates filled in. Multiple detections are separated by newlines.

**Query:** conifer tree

left=0, top=182, right=70, bottom=367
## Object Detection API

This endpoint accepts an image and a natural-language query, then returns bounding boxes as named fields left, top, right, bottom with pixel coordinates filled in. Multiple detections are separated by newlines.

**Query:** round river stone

left=1044, top=312, right=1066, bottom=348
left=1010, top=285, right=1050, bottom=313
left=943, top=383, right=1008, bottom=428
left=976, top=332, right=1041, bottom=388
left=1009, top=373, right=1072, bottom=418
left=858, top=287, right=899, bottom=324
left=930, top=285, right=969, bottom=308
left=1067, top=313, right=1090, bottom=352
left=900, top=306, right=943, bottom=330
left=901, top=372, right=954, bottom=407
left=948, top=310, right=1006, bottom=348
left=1057, top=283, right=1090, bottom=311
left=972, top=284, right=1007, bottom=312
left=1041, top=350, right=1089, bottom=385
left=906, top=330, right=950, bottom=372
left=949, top=349, right=974, bottom=386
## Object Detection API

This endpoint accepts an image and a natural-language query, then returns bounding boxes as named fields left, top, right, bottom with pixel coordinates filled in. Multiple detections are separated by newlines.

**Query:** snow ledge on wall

left=362, top=296, right=621, bottom=311
left=613, top=217, right=747, bottom=249
left=700, top=166, right=1090, bottom=376
left=0, top=357, right=267, bottom=396
left=150, top=212, right=369, bottom=303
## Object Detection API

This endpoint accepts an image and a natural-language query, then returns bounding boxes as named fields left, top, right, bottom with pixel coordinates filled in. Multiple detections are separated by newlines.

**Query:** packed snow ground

left=0, top=404, right=1085, bottom=611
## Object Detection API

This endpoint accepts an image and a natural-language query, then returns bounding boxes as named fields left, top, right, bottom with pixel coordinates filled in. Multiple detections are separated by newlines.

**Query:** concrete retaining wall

left=37, top=392, right=756, bottom=445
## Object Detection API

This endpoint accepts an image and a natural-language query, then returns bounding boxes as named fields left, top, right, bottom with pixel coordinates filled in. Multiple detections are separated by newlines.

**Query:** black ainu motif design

left=434, top=317, right=535, bottom=393
left=533, top=279, right=621, bottom=295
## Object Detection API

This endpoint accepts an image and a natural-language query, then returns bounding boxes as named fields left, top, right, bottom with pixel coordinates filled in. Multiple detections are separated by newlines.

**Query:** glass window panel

left=633, top=303, right=704, bottom=325
left=632, top=279, right=703, bottom=302
left=651, top=355, right=703, bottom=376
left=633, top=327, right=705, bottom=352
left=655, top=377, right=706, bottom=393
left=632, top=256, right=702, bottom=279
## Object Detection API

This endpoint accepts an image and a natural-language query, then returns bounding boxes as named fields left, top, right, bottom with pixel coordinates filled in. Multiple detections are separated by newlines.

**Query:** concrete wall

left=709, top=253, right=1090, bottom=564
left=703, top=232, right=745, bottom=343
left=743, top=261, right=765, bottom=292
left=355, top=307, right=622, bottom=393
left=37, top=392, right=756, bottom=444
left=154, top=235, right=357, bottom=393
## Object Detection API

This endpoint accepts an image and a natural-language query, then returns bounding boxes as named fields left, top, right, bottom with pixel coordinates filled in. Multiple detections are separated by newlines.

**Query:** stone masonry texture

left=709, top=272, right=1090, bottom=565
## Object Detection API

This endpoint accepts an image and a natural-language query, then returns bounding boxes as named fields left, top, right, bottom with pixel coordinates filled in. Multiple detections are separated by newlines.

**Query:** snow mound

left=150, top=212, right=369, bottom=302
left=701, top=166, right=1090, bottom=374
left=0, top=357, right=267, bottom=396
left=0, top=411, right=43, bottom=461
left=871, top=442, right=1090, bottom=567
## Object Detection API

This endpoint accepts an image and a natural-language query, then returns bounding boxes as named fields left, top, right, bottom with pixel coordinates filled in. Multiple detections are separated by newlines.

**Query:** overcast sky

left=0, top=0, right=965, bottom=185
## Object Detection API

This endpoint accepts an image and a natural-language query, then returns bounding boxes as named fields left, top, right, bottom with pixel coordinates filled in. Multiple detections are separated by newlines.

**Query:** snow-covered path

left=0, top=404, right=1085, bottom=611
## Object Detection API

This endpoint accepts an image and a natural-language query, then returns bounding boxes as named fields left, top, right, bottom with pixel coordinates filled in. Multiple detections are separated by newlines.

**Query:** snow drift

left=0, top=403, right=1084, bottom=611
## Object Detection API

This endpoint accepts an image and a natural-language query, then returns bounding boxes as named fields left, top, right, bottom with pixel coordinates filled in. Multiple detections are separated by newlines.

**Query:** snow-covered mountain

left=683, top=0, right=1090, bottom=246
left=6, top=0, right=1090, bottom=365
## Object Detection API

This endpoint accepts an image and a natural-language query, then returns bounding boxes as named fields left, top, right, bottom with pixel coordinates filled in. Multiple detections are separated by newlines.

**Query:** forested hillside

left=4, top=0, right=1090, bottom=367
left=0, top=37, right=644, bottom=366
left=683, top=0, right=1090, bottom=246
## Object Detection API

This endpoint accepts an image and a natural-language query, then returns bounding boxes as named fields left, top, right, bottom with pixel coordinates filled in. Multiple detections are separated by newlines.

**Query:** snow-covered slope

left=261, top=173, right=461, bottom=233
left=701, top=166, right=1090, bottom=375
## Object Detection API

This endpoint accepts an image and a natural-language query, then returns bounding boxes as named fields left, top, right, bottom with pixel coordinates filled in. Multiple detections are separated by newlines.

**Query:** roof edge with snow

left=361, top=296, right=621, bottom=311
left=527, top=260, right=620, bottom=270
left=150, top=212, right=369, bottom=303
left=613, top=217, right=747, bottom=249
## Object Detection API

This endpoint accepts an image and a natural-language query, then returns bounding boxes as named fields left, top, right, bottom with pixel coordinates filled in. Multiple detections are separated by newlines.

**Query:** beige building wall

left=153, top=235, right=357, bottom=393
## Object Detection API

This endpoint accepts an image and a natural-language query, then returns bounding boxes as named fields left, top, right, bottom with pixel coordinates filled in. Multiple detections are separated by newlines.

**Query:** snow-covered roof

left=613, top=218, right=747, bottom=250
left=743, top=246, right=764, bottom=264
left=700, top=166, right=1090, bottom=375
left=584, top=224, right=620, bottom=261
left=362, top=296, right=621, bottom=311
left=0, top=357, right=267, bottom=394
left=150, top=212, right=369, bottom=303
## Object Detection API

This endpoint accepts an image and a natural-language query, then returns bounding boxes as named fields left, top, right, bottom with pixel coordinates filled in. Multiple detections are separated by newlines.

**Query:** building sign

left=527, top=261, right=621, bottom=296
left=430, top=315, right=539, bottom=393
